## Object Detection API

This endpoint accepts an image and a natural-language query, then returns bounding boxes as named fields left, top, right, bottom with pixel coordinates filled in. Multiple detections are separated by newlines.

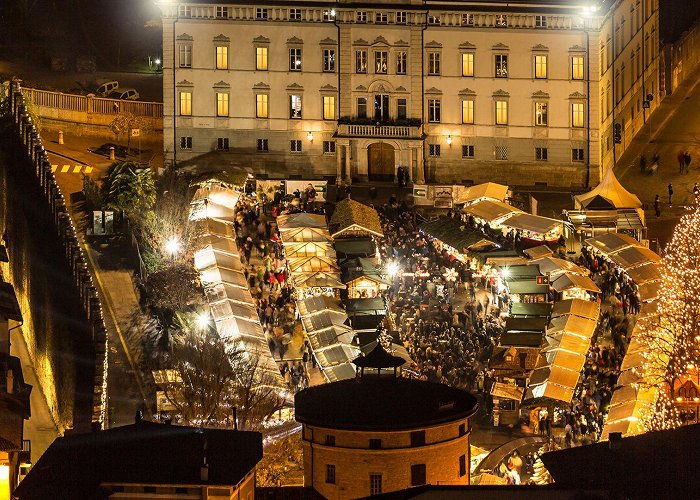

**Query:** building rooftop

left=295, top=377, right=478, bottom=431
left=14, top=421, right=262, bottom=500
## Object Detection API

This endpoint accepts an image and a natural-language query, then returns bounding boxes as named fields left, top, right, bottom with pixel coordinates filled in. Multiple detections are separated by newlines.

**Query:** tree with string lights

left=636, top=206, right=700, bottom=431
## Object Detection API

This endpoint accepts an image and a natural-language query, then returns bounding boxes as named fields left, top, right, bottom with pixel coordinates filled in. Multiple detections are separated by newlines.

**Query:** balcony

left=337, top=118, right=422, bottom=139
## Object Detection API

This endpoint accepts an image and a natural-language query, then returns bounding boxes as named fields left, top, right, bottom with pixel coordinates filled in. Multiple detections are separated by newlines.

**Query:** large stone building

left=294, top=345, right=479, bottom=498
left=159, top=0, right=660, bottom=188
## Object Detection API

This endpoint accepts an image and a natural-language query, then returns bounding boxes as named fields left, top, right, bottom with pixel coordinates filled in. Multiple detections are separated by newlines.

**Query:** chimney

left=608, top=432, right=622, bottom=450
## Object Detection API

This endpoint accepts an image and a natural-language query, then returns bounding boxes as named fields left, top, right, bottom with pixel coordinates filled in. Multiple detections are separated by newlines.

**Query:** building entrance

left=367, top=143, right=395, bottom=181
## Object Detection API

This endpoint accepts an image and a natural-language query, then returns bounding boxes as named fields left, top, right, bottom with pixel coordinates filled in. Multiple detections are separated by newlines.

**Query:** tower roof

left=353, top=341, right=406, bottom=369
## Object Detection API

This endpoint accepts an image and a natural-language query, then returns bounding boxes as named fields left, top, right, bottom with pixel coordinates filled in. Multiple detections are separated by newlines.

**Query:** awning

left=505, top=316, right=549, bottom=333
left=283, top=241, right=338, bottom=259
left=551, top=273, right=601, bottom=293
left=199, top=266, right=248, bottom=288
left=288, top=255, right=340, bottom=273
left=626, top=262, right=662, bottom=285
left=209, top=298, right=259, bottom=323
left=524, top=245, right=553, bottom=260
left=194, top=246, right=244, bottom=272
left=308, top=325, right=356, bottom=351
left=551, top=299, right=600, bottom=320
left=542, top=333, right=591, bottom=355
left=279, top=226, right=333, bottom=243
left=292, top=271, right=346, bottom=289
left=297, top=295, right=346, bottom=316
left=504, top=213, right=563, bottom=235
left=462, top=199, right=523, bottom=224
left=533, top=257, right=586, bottom=277
left=638, top=280, right=662, bottom=302
left=420, top=217, right=497, bottom=253
left=500, top=265, right=542, bottom=280
left=505, top=279, right=549, bottom=295
left=322, top=363, right=357, bottom=382
left=315, top=344, right=361, bottom=367
left=300, top=310, right=349, bottom=333
left=574, top=167, right=643, bottom=209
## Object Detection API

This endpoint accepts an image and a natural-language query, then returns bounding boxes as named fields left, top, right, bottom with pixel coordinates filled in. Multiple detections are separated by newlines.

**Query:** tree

left=144, top=263, right=202, bottom=317
left=256, top=432, right=304, bottom=487
left=110, top=111, right=154, bottom=151
left=155, top=313, right=285, bottom=429
left=101, top=161, right=156, bottom=218
left=637, top=206, right=700, bottom=430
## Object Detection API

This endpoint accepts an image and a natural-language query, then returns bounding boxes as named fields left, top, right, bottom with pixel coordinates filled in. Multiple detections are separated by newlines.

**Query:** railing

left=21, top=86, right=163, bottom=118
left=337, top=123, right=422, bottom=139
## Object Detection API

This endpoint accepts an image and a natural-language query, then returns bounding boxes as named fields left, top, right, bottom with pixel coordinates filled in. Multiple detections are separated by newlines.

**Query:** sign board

left=536, top=275, right=549, bottom=285
left=131, top=128, right=140, bottom=137
left=413, top=186, right=428, bottom=198
left=284, top=180, right=328, bottom=201
left=91, top=210, right=115, bottom=235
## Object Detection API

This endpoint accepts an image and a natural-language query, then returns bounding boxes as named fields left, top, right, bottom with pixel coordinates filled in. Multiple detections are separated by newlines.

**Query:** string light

left=636, top=205, right=700, bottom=431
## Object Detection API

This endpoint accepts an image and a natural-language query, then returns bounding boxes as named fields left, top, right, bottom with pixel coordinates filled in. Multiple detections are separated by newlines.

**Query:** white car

left=108, top=88, right=140, bottom=101
left=95, top=80, right=119, bottom=96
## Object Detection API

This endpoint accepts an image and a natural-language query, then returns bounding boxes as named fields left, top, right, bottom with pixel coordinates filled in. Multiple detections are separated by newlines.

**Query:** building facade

left=159, top=0, right=659, bottom=188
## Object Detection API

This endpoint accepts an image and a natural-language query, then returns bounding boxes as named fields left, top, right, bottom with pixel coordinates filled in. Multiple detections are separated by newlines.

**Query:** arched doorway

left=367, top=143, right=395, bottom=181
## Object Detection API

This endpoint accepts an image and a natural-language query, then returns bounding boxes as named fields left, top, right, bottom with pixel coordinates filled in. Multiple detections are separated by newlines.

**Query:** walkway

left=44, top=130, right=151, bottom=427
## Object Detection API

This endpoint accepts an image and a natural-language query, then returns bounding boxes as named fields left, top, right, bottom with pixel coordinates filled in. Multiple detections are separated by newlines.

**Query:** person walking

left=678, top=150, right=685, bottom=173
left=654, top=194, right=661, bottom=217
left=639, top=154, right=646, bottom=173
left=685, top=151, right=692, bottom=174
left=668, top=183, right=674, bottom=206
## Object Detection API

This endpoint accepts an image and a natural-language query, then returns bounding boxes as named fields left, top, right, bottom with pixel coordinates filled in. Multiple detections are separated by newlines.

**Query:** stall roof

left=638, top=280, right=662, bottom=303
left=462, top=199, right=523, bottom=223
left=297, top=295, right=346, bottom=316
left=505, top=279, right=549, bottom=295
left=609, top=246, right=661, bottom=270
left=301, top=310, right=349, bottom=334
left=283, top=241, right=337, bottom=259
left=626, top=262, right=662, bottom=285
left=524, top=245, right=554, bottom=260
left=490, top=382, right=525, bottom=401
left=341, top=257, right=387, bottom=282
left=209, top=299, right=259, bottom=323
left=276, top=212, right=327, bottom=229
left=585, top=232, right=639, bottom=255
left=543, top=350, right=587, bottom=373
left=501, top=265, right=541, bottom=280
left=199, top=266, right=248, bottom=288
left=279, top=227, right=333, bottom=243
left=551, top=299, right=600, bottom=321
left=533, top=257, right=586, bottom=276
left=288, top=255, right=340, bottom=274
left=500, top=332, right=544, bottom=348
left=528, top=364, right=581, bottom=393
left=334, top=238, right=376, bottom=258
left=323, top=362, right=357, bottom=382
left=524, top=380, right=575, bottom=403
left=551, top=273, right=601, bottom=293
left=292, top=271, right=346, bottom=289
left=420, top=217, right=497, bottom=253
left=345, top=297, right=386, bottom=315
left=308, top=326, right=356, bottom=351
left=489, top=346, right=540, bottom=373
left=504, top=213, right=563, bottom=235
left=543, top=333, right=591, bottom=355
left=194, top=247, right=244, bottom=273
left=197, top=218, right=235, bottom=239
left=505, top=316, right=549, bottom=333
left=329, top=198, right=384, bottom=238
left=509, top=302, right=552, bottom=318
left=204, top=282, right=250, bottom=305
left=454, top=182, right=509, bottom=205
left=574, top=167, right=643, bottom=210
left=547, top=314, right=598, bottom=339
left=315, top=344, right=361, bottom=367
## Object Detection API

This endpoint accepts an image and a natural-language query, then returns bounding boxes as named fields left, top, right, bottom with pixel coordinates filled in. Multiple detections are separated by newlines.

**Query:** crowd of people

left=378, top=199, right=502, bottom=392
left=579, top=246, right=642, bottom=316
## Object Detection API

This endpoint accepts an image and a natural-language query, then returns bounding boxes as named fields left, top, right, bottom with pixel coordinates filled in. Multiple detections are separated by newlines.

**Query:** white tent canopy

left=534, top=256, right=587, bottom=277
left=462, top=199, right=524, bottom=224
left=503, top=213, right=563, bottom=236
left=453, top=182, right=509, bottom=205
left=551, top=273, right=601, bottom=294
left=551, top=299, right=600, bottom=321
left=575, top=167, right=643, bottom=209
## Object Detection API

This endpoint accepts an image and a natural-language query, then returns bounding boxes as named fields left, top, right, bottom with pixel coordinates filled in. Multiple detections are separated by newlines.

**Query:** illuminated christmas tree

left=637, top=206, right=700, bottom=431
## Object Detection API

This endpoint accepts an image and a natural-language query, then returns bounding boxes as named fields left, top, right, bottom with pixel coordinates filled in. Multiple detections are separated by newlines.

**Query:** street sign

left=131, top=128, right=141, bottom=137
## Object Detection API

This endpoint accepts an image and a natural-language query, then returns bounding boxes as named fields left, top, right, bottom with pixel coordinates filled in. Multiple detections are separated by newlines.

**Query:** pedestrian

left=668, top=183, right=673, bottom=206
left=694, top=183, right=700, bottom=200
left=678, top=150, right=685, bottom=173
left=654, top=194, right=661, bottom=217
left=639, top=154, right=646, bottom=173
left=685, top=151, right=692, bottom=173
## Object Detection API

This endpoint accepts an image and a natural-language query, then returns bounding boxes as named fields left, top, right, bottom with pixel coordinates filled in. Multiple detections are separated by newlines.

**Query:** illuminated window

left=572, top=55, right=585, bottom=80
left=179, top=91, right=192, bottom=116
left=462, top=100, right=474, bottom=124
left=535, top=54, right=548, bottom=79
left=216, top=92, right=229, bottom=117
left=462, top=52, right=474, bottom=77
left=572, top=102, right=585, bottom=128
left=323, top=96, right=336, bottom=120
left=356, top=50, right=367, bottom=73
left=375, top=51, right=388, bottom=74
left=535, top=102, right=548, bottom=126
left=256, top=47, right=268, bottom=70
left=216, top=46, right=228, bottom=70
left=495, top=100, right=508, bottom=125
left=256, top=94, right=269, bottom=118
left=290, top=95, right=302, bottom=119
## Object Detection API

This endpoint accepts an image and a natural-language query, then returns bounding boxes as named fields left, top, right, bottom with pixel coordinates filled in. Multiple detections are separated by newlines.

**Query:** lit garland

left=636, top=205, right=700, bottom=431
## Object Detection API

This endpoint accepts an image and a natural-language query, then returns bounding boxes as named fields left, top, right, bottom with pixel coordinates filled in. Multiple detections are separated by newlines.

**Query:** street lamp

left=387, top=262, right=400, bottom=278
left=196, top=311, right=211, bottom=330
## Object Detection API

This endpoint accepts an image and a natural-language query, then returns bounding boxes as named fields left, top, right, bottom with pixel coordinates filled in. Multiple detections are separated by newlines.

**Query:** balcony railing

left=337, top=121, right=422, bottom=139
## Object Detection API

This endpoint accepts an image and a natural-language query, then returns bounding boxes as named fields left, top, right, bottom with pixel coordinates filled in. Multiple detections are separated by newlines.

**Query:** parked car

left=95, top=80, right=119, bottom=96
left=107, top=88, right=140, bottom=101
